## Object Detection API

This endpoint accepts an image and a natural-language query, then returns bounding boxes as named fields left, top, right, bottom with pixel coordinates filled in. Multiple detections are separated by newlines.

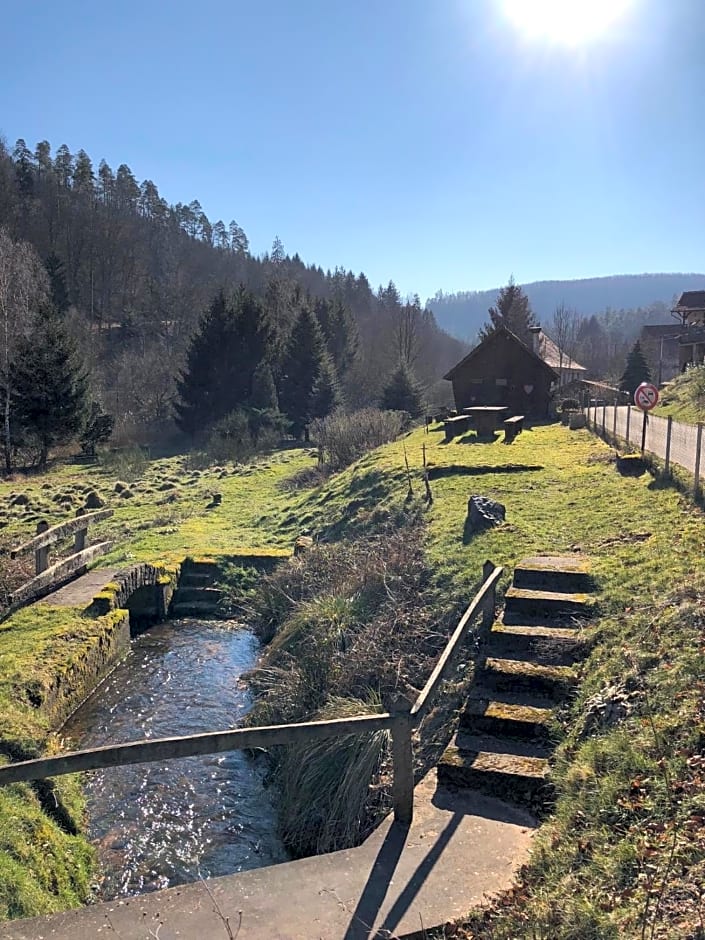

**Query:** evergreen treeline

left=0, top=137, right=466, bottom=453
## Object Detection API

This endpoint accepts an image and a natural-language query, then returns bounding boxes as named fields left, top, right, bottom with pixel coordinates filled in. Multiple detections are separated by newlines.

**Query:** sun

left=502, top=0, right=634, bottom=45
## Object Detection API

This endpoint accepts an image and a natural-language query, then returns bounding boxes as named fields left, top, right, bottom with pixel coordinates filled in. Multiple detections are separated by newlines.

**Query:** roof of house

left=641, top=324, right=684, bottom=337
left=533, top=329, right=587, bottom=373
left=672, top=290, right=705, bottom=312
left=443, top=325, right=559, bottom=381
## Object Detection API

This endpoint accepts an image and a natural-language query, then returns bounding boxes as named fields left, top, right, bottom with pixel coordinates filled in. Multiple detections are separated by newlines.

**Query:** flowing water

left=62, top=619, right=288, bottom=899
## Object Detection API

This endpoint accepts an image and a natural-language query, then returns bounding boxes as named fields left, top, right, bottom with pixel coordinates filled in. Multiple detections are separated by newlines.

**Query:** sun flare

left=502, top=0, right=634, bottom=45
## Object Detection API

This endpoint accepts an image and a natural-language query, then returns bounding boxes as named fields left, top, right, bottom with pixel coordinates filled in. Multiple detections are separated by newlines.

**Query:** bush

left=202, top=407, right=289, bottom=466
left=99, top=444, right=148, bottom=481
left=311, top=408, right=405, bottom=471
left=561, top=398, right=580, bottom=412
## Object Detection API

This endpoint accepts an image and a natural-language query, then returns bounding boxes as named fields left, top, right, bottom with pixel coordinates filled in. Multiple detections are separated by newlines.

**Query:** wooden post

left=390, top=695, right=414, bottom=826
left=601, top=402, right=607, bottom=438
left=482, top=559, right=496, bottom=629
left=695, top=423, right=703, bottom=497
left=34, top=521, right=50, bottom=575
left=664, top=416, right=673, bottom=476
left=74, top=508, right=87, bottom=553
left=626, top=404, right=631, bottom=443
left=612, top=403, right=618, bottom=441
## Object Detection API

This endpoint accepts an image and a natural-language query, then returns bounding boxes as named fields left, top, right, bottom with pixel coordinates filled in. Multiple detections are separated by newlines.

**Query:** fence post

left=74, top=508, right=88, bottom=553
left=695, top=424, right=703, bottom=498
left=482, top=559, right=496, bottom=629
left=626, top=404, right=631, bottom=443
left=664, top=416, right=673, bottom=476
left=602, top=402, right=607, bottom=438
left=390, top=695, right=414, bottom=826
left=34, top=521, right=50, bottom=575
left=612, top=403, right=618, bottom=442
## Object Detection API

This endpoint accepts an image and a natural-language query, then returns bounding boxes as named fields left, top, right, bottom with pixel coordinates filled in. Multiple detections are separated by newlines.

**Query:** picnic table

left=462, top=406, right=509, bottom=437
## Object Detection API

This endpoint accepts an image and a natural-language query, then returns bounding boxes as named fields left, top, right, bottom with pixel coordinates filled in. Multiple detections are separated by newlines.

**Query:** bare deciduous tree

left=551, top=301, right=581, bottom=386
left=0, top=229, right=48, bottom=470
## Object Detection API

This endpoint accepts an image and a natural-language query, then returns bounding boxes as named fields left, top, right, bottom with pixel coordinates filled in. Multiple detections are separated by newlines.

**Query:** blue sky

left=2, top=0, right=704, bottom=300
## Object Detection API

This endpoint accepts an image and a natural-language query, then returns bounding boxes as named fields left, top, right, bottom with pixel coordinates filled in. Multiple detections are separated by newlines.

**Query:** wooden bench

left=503, top=415, right=525, bottom=444
left=444, top=415, right=470, bottom=442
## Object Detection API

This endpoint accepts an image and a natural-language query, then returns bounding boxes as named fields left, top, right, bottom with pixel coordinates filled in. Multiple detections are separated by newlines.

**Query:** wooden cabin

left=443, top=326, right=558, bottom=417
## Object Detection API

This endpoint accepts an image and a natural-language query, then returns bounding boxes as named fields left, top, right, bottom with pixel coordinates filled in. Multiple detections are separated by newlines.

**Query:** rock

left=10, top=493, right=30, bottom=506
left=294, top=535, right=315, bottom=555
left=157, top=481, right=177, bottom=491
left=114, top=481, right=129, bottom=493
left=119, top=488, right=135, bottom=499
left=616, top=454, right=646, bottom=476
left=84, top=490, right=106, bottom=509
left=467, top=495, right=506, bottom=531
left=569, top=413, right=587, bottom=430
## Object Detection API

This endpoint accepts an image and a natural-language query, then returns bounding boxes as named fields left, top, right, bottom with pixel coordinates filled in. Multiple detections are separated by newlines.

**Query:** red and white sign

left=634, top=382, right=659, bottom=411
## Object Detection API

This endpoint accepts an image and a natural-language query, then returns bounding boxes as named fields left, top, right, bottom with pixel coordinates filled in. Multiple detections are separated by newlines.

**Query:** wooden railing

left=9, top=508, right=114, bottom=605
left=0, top=561, right=502, bottom=826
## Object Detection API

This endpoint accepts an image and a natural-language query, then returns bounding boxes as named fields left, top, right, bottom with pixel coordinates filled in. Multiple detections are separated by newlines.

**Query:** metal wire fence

left=585, top=402, right=704, bottom=495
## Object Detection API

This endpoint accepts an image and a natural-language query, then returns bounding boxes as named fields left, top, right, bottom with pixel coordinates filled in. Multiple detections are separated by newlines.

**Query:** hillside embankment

left=0, top=424, right=702, bottom=935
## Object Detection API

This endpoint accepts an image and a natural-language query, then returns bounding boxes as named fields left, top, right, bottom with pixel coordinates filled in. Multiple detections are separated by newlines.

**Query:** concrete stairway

left=170, top=559, right=223, bottom=618
left=438, top=555, right=595, bottom=812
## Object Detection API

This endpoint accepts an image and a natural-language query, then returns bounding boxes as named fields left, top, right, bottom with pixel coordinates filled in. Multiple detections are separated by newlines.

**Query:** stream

left=62, top=619, right=288, bottom=899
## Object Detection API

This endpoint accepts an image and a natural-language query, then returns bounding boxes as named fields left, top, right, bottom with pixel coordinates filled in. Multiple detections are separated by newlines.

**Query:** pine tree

left=620, top=341, right=652, bottom=395
left=480, top=277, right=536, bottom=345
left=380, top=363, right=424, bottom=418
left=250, top=361, right=279, bottom=411
left=45, top=253, right=70, bottom=314
left=175, top=288, right=276, bottom=438
left=279, top=304, right=339, bottom=438
left=13, top=305, right=88, bottom=467
left=174, top=291, right=235, bottom=437
left=314, top=297, right=358, bottom=378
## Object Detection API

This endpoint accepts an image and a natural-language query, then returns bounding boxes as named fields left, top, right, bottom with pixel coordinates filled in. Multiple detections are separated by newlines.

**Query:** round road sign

left=634, top=382, right=659, bottom=411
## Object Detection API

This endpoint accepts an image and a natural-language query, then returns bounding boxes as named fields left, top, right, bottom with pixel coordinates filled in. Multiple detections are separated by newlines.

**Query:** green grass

left=1, top=423, right=704, bottom=932
left=654, top=365, right=705, bottom=424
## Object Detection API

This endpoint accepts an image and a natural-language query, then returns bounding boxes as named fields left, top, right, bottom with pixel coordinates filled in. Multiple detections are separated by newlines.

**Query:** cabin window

left=495, top=378, right=508, bottom=386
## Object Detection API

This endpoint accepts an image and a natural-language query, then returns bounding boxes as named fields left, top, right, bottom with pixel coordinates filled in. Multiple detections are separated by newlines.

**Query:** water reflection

left=62, top=619, right=288, bottom=898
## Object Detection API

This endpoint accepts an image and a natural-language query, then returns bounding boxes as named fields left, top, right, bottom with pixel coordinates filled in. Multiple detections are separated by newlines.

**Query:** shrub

left=561, top=398, right=580, bottom=412
left=201, top=407, right=289, bottom=466
left=311, top=408, right=405, bottom=471
left=99, top=444, right=148, bottom=481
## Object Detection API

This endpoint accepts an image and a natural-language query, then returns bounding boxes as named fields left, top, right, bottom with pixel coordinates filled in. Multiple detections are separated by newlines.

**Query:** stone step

left=480, top=657, right=578, bottom=700
left=461, top=693, right=554, bottom=741
left=512, top=555, right=594, bottom=594
left=180, top=559, right=221, bottom=578
left=503, top=587, right=596, bottom=623
left=489, top=622, right=587, bottom=666
left=173, top=586, right=222, bottom=605
left=437, top=732, right=552, bottom=807
left=170, top=600, right=222, bottom=618
left=179, top=572, right=215, bottom=588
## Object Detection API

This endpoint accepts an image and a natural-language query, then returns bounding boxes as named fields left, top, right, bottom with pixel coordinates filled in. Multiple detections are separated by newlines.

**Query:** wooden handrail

left=10, top=509, right=114, bottom=558
left=410, top=562, right=503, bottom=722
left=9, top=542, right=113, bottom=605
left=0, top=713, right=395, bottom=787
left=0, top=560, right=502, bottom=826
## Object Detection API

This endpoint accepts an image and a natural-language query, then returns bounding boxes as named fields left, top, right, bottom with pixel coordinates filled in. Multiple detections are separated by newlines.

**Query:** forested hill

left=0, top=138, right=466, bottom=441
left=428, top=273, right=705, bottom=340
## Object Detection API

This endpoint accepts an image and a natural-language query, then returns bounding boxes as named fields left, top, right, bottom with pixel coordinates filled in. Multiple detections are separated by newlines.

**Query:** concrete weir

left=0, top=775, right=535, bottom=940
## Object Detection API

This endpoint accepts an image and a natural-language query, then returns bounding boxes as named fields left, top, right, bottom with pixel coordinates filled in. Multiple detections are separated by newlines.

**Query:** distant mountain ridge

left=427, top=273, right=705, bottom=340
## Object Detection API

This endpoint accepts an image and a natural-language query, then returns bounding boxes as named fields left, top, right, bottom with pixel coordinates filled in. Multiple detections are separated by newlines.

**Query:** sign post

left=633, top=382, right=659, bottom=455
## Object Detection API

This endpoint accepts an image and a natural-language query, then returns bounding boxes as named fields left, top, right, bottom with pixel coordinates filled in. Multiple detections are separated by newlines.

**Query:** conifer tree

left=619, top=341, right=652, bottom=395
left=314, top=296, right=359, bottom=379
left=174, top=290, right=235, bottom=437
left=480, top=276, right=536, bottom=345
left=13, top=304, right=88, bottom=467
left=250, top=361, right=279, bottom=411
left=45, top=253, right=70, bottom=314
left=280, top=304, right=339, bottom=438
left=380, top=363, right=424, bottom=418
left=175, top=288, right=275, bottom=438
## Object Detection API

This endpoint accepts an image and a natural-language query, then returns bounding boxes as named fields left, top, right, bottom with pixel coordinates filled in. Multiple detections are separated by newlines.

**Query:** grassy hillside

left=0, top=423, right=702, bottom=934
left=655, top=366, right=705, bottom=424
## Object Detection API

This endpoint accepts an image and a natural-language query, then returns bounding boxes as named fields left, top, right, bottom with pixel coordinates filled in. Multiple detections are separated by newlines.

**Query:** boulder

left=467, top=495, right=506, bottom=531
left=569, top=413, right=587, bottom=430
left=84, top=490, right=106, bottom=509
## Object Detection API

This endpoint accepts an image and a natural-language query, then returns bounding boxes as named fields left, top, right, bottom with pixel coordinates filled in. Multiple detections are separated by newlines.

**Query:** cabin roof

left=672, top=290, right=705, bottom=312
left=443, top=325, right=559, bottom=381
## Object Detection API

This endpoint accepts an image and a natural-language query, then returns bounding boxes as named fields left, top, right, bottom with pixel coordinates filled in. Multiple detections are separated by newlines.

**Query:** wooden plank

left=390, top=700, right=414, bottom=825
left=11, top=509, right=114, bottom=558
left=10, top=541, right=114, bottom=605
left=410, top=565, right=503, bottom=722
left=0, top=713, right=395, bottom=785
